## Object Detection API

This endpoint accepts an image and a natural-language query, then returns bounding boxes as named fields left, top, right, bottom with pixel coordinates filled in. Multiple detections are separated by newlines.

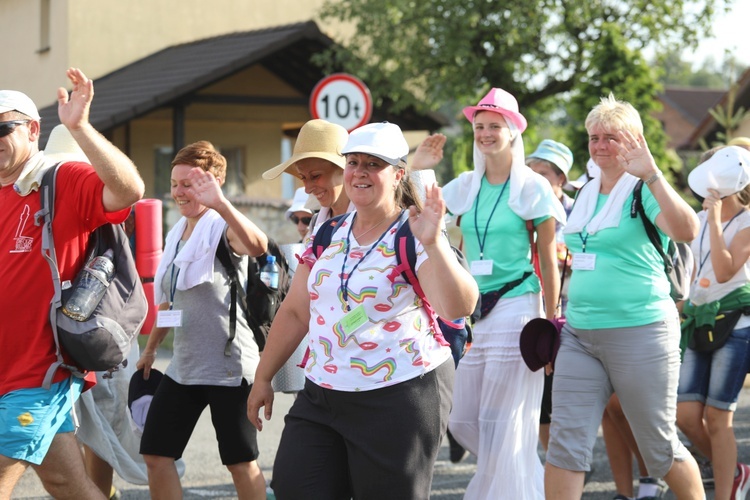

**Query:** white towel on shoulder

left=563, top=173, right=639, bottom=235
left=153, top=209, right=226, bottom=305
left=442, top=139, right=566, bottom=223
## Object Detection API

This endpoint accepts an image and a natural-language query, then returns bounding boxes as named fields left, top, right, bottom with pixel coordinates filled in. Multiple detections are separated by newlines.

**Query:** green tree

left=567, top=24, right=671, bottom=178
left=318, top=0, right=730, bottom=114
left=656, top=49, right=743, bottom=88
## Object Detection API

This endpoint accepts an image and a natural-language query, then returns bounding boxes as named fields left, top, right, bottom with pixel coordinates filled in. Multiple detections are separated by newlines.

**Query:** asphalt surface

left=12, top=350, right=749, bottom=499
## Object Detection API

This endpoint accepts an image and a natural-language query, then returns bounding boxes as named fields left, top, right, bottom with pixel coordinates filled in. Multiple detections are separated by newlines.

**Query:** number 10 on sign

left=310, top=74, right=373, bottom=132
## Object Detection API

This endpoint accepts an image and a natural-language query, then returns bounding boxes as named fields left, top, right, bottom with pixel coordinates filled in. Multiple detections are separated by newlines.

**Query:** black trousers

left=272, top=359, right=454, bottom=500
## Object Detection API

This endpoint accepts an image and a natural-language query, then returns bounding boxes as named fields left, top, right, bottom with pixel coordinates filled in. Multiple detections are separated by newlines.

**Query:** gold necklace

left=355, top=209, right=397, bottom=241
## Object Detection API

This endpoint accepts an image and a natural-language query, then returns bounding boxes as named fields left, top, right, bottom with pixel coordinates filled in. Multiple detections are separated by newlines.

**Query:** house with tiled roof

left=2, top=1, right=444, bottom=242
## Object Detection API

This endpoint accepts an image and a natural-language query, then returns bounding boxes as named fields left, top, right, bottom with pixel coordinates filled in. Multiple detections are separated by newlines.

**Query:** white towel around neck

left=153, top=209, right=226, bottom=305
left=563, top=172, right=640, bottom=235
left=442, top=138, right=566, bottom=224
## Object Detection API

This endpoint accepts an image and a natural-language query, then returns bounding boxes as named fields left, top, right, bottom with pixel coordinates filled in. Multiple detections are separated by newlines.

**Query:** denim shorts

left=678, top=325, right=750, bottom=411
left=0, top=377, right=83, bottom=465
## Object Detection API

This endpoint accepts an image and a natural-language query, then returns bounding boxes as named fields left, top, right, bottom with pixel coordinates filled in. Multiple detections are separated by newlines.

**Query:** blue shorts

left=678, top=325, right=750, bottom=411
left=0, top=377, right=84, bottom=465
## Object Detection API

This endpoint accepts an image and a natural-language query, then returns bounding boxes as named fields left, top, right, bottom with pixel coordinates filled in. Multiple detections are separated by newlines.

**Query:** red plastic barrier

left=135, top=199, right=163, bottom=335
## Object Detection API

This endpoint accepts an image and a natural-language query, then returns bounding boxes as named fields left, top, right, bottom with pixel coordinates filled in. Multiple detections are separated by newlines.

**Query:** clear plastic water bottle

left=62, top=249, right=116, bottom=321
left=260, top=255, right=279, bottom=290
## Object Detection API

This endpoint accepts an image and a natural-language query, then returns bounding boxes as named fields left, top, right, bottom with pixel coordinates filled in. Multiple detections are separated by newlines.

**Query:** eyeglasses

left=290, top=214, right=312, bottom=226
left=0, top=120, right=30, bottom=138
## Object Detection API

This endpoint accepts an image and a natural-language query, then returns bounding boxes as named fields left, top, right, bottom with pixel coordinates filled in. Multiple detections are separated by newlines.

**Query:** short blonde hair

left=585, top=93, right=644, bottom=137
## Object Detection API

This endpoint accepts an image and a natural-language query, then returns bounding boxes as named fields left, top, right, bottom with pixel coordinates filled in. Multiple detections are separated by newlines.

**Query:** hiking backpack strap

left=34, top=164, right=80, bottom=389
left=312, top=213, right=349, bottom=258
left=215, top=237, right=266, bottom=354
left=630, top=180, right=674, bottom=275
left=386, top=223, right=450, bottom=347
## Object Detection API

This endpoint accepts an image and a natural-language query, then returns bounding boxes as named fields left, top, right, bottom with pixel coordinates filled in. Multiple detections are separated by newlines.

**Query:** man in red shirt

left=0, top=68, right=144, bottom=499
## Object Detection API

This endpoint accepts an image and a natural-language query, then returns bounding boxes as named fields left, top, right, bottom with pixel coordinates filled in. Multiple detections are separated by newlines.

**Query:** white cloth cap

left=342, top=122, right=409, bottom=166
left=0, top=90, right=40, bottom=120
left=689, top=145, right=750, bottom=199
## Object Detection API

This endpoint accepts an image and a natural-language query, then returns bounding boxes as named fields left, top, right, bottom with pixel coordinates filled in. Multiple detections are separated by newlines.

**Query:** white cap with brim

left=262, top=120, right=348, bottom=180
left=341, top=122, right=409, bottom=166
left=285, top=187, right=314, bottom=219
left=689, top=145, right=750, bottom=199
left=0, top=90, right=41, bottom=120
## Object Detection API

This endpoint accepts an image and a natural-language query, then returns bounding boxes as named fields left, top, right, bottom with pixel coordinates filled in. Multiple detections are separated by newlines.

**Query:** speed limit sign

left=310, top=74, right=373, bottom=132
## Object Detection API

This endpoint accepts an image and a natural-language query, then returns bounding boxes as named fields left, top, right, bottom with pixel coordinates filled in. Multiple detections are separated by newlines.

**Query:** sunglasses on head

left=290, top=214, right=312, bottom=225
left=0, top=120, right=30, bottom=138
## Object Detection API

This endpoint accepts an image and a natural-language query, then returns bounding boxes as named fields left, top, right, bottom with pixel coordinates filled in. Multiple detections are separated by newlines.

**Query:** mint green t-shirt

left=460, top=177, right=549, bottom=296
left=563, top=188, right=674, bottom=329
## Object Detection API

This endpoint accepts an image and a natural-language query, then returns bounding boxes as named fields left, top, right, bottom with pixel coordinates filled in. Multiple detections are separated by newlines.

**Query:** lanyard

left=169, top=242, right=182, bottom=310
left=474, top=180, right=509, bottom=259
left=340, top=212, right=403, bottom=311
left=697, top=208, right=745, bottom=276
left=578, top=232, right=590, bottom=253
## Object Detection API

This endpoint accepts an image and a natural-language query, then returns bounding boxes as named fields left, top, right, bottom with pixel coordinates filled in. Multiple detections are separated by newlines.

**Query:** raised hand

left=611, top=130, right=659, bottom=180
left=408, top=183, right=445, bottom=247
left=410, top=133, right=446, bottom=171
left=185, top=167, right=225, bottom=210
left=57, top=68, right=93, bottom=131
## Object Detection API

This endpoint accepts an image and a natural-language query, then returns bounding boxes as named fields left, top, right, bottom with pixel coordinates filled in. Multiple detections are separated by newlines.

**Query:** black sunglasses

left=290, top=214, right=312, bottom=225
left=0, top=120, right=30, bottom=138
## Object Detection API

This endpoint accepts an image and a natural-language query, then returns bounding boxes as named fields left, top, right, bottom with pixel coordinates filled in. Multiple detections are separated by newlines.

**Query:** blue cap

left=526, top=139, right=574, bottom=177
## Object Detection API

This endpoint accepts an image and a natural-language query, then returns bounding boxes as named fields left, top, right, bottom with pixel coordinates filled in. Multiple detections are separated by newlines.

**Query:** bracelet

left=644, top=171, right=662, bottom=186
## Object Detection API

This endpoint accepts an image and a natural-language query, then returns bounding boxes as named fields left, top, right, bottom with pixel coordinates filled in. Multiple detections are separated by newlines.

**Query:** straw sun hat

left=262, top=119, right=348, bottom=180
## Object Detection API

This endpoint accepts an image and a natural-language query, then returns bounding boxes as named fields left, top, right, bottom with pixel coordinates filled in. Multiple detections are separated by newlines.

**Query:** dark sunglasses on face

left=290, top=214, right=312, bottom=226
left=0, top=120, right=30, bottom=138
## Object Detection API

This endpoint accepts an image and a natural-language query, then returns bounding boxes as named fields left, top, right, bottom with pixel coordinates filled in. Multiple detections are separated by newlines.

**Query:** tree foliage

left=657, top=49, right=743, bottom=88
left=567, top=24, right=669, bottom=175
left=318, top=0, right=729, bottom=114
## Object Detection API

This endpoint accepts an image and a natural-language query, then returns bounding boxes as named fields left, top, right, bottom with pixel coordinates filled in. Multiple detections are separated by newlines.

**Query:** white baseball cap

left=0, top=90, right=40, bottom=120
left=689, top=145, right=750, bottom=199
left=341, top=122, right=409, bottom=166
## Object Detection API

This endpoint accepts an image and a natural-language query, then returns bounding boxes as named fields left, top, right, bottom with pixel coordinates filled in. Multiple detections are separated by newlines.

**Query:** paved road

left=13, top=350, right=749, bottom=499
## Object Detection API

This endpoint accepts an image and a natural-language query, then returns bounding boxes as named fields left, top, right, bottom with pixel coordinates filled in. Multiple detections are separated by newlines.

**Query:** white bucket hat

left=44, top=125, right=88, bottom=163
left=285, top=187, right=314, bottom=220
left=689, top=145, right=750, bottom=199
left=341, top=122, right=409, bottom=166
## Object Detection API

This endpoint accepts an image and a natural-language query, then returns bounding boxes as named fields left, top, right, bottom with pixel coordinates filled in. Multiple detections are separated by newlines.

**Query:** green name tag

left=341, top=304, right=368, bottom=335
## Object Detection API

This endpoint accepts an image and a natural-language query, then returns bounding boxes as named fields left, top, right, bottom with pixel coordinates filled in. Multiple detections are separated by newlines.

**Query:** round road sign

left=310, top=74, right=373, bottom=132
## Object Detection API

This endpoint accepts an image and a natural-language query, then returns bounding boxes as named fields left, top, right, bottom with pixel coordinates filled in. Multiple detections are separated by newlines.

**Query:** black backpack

left=215, top=238, right=291, bottom=353
left=630, top=179, right=692, bottom=301
left=36, top=165, right=148, bottom=388
left=313, top=213, right=477, bottom=366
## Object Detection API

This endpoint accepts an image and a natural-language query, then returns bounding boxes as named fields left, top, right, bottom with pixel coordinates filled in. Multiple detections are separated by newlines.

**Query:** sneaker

left=446, top=430, right=467, bottom=463
left=613, top=495, right=631, bottom=500
left=637, top=476, right=668, bottom=499
left=732, top=463, right=750, bottom=500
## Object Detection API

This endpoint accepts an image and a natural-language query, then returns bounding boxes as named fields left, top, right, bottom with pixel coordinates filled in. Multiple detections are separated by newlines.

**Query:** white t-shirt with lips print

left=300, top=212, right=452, bottom=392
